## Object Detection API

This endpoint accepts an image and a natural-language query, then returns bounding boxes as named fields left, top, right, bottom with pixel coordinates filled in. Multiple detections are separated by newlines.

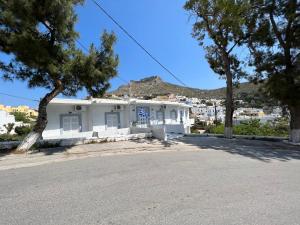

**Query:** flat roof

left=129, top=99, right=190, bottom=108
left=92, top=98, right=128, bottom=105
left=49, top=98, right=191, bottom=108
left=50, top=98, right=91, bottom=105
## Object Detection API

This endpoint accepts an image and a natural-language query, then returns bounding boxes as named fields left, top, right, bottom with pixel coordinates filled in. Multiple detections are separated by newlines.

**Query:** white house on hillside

left=42, top=98, right=192, bottom=140
left=0, top=110, right=15, bottom=134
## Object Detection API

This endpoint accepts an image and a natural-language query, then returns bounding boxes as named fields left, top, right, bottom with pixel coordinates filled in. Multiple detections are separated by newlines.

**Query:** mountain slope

left=111, top=76, right=260, bottom=99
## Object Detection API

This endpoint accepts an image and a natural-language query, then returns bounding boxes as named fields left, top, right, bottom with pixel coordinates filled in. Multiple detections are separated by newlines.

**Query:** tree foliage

left=246, top=0, right=300, bottom=108
left=0, top=0, right=119, bottom=150
left=0, top=0, right=118, bottom=98
left=184, top=0, right=248, bottom=81
left=243, top=0, right=300, bottom=142
left=10, top=112, right=31, bottom=123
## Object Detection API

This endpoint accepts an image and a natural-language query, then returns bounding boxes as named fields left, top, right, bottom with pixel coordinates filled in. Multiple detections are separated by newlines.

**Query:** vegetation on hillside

left=111, top=76, right=274, bottom=108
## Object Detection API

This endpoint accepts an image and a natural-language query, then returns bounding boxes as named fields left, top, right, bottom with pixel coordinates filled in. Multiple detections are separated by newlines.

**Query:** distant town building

left=0, top=104, right=38, bottom=117
left=170, top=95, right=283, bottom=126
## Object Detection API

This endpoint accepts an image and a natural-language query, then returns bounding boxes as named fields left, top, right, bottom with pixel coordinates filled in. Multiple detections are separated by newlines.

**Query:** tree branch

left=269, top=1, right=286, bottom=49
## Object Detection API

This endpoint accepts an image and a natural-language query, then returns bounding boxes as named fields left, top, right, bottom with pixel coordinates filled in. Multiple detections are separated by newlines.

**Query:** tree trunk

left=289, top=105, right=300, bottom=143
left=224, top=77, right=234, bottom=138
left=16, top=82, right=63, bottom=152
left=223, top=54, right=234, bottom=139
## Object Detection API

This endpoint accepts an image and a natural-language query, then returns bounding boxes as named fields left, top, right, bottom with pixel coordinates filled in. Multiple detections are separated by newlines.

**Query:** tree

left=245, top=0, right=300, bottom=142
left=0, top=0, right=119, bottom=151
left=184, top=0, right=248, bottom=138
left=206, top=101, right=213, bottom=106
left=10, top=112, right=31, bottom=123
left=4, top=123, right=14, bottom=134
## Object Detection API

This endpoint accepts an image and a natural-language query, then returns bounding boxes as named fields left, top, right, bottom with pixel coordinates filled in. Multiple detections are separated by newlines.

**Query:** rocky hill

left=111, top=76, right=261, bottom=100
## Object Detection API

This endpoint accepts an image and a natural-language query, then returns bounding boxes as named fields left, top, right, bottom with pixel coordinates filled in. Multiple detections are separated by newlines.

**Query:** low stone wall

left=165, top=124, right=185, bottom=134
left=130, top=127, right=152, bottom=134
left=0, top=133, right=152, bottom=151
left=152, top=125, right=167, bottom=141
left=43, top=131, right=94, bottom=140
left=98, top=128, right=130, bottom=137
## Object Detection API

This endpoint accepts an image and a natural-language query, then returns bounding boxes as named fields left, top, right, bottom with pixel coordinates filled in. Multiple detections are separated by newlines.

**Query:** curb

left=185, top=133, right=288, bottom=143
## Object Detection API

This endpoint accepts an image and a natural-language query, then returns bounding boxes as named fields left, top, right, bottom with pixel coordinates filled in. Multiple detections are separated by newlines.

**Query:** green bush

left=14, top=126, right=31, bottom=136
left=10, top=112, right=31, bottom=123
left=0, top=134, right=24, bottom=142
left=206, top=119, right=289, bottom=137
left=207, top=124, right=225, bottom=134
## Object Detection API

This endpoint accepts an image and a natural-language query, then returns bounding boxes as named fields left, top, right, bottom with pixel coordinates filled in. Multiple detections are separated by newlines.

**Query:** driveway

left=0, top=137, right=299, bottom=225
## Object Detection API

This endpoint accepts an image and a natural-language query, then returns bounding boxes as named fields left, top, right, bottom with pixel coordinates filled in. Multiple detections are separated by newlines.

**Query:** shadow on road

left=128, top=137, right=177, bottom=148
left=174, top=136, right=300, bottom=162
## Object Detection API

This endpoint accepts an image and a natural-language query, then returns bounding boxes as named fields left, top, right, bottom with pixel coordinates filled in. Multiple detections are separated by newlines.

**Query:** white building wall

left=91, top=105, right=111, bottom=133
left=43, top=104, right=90, bottom=138
left=0, top=110, right=15, bottom=126
left=43, top=99, right=191, bottom=139
left=89, top=105, right=129, bottom=132
left=0, top=110, right=16, bottom=134
left=164, top=106, right=179, bottom=124
left=149, top=105, right=162, bottom=125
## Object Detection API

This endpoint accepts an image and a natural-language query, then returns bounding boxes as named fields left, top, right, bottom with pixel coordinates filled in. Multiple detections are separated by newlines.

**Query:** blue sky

left=0, top=0, right=229, bottom=108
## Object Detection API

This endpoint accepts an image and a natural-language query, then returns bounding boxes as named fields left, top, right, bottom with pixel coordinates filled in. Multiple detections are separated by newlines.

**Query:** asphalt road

left=1, top=137, right=300, bottom=225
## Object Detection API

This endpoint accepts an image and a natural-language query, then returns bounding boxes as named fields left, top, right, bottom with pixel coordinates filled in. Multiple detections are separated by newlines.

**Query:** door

left=136, top=106, right=150, bottom=128
left=105, top=112, right=120, bottom=129
left=61, top=115, right=81, bottom=134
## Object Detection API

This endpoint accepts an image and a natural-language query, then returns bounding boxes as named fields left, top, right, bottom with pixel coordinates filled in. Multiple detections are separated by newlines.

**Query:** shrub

left=207, top=124, right=224, bottom=134
left=10, top=112, right=31, bottom=123
left=4, top=123, right=15, bottom=134
left=0, top=134, right=24, bottom=142
left=14, top=126, right=31, bottom=136
left=191, top=119, right=208, bottom=133
left=206, top=119, right=288, bottom=137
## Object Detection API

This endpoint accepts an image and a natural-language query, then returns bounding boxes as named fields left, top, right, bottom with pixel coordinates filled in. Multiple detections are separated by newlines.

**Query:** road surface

left=0, top=137, right=300, bottom=225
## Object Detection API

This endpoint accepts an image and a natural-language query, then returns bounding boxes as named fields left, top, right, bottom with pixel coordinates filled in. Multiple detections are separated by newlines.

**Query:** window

left=156, top=110, right=164, bottom=124
left=60, top=114, right=81, bottom=133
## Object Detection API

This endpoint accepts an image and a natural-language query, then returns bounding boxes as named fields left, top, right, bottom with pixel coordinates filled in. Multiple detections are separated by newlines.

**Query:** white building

left=0, top=110, right=16, bottom=134
left=42, top=98, right=192, bottom=140
left=191, top=105, right=225, bottom=123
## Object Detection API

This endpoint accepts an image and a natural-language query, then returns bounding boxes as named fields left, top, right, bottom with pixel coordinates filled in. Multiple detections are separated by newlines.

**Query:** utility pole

left=214, top=103, right=218, bottom=124
left=129, top=81, right=132, bottom=98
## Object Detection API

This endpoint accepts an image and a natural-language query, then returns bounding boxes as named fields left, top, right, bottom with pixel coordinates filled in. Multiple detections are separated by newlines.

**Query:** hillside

left=111, top=76, right=261, bottom=100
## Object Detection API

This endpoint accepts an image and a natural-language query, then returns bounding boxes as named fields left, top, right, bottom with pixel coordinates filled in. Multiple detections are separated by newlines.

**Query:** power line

left=90, top=0, right=188, bottom=87
left=116, top=75, right=130, bottom=84
left=75, top=39, right=89, bottom=52
left=0, top=92, right=39, bottom=102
